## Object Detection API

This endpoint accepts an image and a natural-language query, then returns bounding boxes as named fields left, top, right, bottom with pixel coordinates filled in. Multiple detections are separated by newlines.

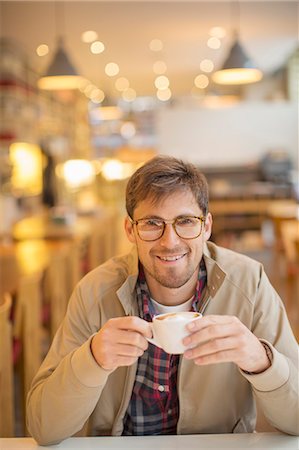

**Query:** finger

left=116, top=330, right=149, bottom=351
left=93, top=337, right=146, bottom=370
left=183, top=322, right=239, bottom=347
left=114, top=343, right=145, bottom=358
left=186, top=315, right=239, bottom=333
left=100, top=353, right=141, bottom=370
left=110, top=316, right=152, bottom=338
left=188, top=348, right=241, bottom=366
left=184, top=336, right=236, bottom=360
left=100, top=328, right=149, bottom=351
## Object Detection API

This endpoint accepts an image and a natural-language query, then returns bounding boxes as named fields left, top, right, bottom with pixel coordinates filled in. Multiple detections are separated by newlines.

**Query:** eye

left=145, top=218, right=163, bottom=227
left=176, top=217, right=197, bottom=226
left=139, top=218, right=163, bottom=229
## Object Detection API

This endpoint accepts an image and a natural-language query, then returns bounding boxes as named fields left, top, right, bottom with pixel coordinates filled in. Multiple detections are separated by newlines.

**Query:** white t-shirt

left=150, top=296, right=194, bottom=315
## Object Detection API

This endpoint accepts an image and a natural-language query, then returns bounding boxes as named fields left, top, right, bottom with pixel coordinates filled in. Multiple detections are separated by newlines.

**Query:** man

left=27, top=156, right=299, bottom=445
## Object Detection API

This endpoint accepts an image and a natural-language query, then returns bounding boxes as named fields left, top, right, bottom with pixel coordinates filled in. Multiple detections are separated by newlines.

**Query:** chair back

left=13, top=272, right=43, bottom=401
left=0, top=293, right=15, bottom=437
left=88, top=213, right=117, bottom=271
left=43, top=251, right=69, bottom=338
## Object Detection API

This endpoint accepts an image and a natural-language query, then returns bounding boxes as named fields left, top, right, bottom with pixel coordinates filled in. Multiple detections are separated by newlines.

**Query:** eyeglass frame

left=128, top=215, right=206, bottom=241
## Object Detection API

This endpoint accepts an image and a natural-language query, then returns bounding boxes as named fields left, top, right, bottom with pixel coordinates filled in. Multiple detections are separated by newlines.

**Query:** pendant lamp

left=212, top=2, right=263, bottom=85
left=38, top=38, right=82, bottom=90
left=90, top=95, right=123, bottom=121
left=38, top=3, right=83, bottom=90
left=38, top=38, right=83, bottom=90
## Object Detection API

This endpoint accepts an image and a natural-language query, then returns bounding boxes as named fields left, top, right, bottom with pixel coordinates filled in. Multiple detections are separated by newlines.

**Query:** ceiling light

left=89, top=88, right=105, bottom=103
left=90, top=41, right=105, bottom=54
left=154, top=75, right=169, bottom=90
left=156, top=88, right=171, bottom=101
left=212, top=39, right=263, bottom=85
left=194, top=74, right=209, bottom=89
left=105, top=62, right=120, bottom=77
left=81, top=30, right=98, bottom=43
left=90, top=106, right=123, bottom=121
left=209, top=27, right=226, bottom=39
left=38, top=38, right=83, bottom=90
left=38, top=3, right=83, bottom=90
left=200, top=59, right=214, bottom=73
left=207, top=37, right=221, bottom=50
left=90, top=95, right=123, bottom=121
left=36, top=44, right=49, bottom=57
left=212, top=2, right=263, bottom=85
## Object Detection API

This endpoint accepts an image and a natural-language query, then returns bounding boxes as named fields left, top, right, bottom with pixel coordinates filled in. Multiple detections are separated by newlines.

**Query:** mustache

left=150, top=247, right=188, bottom=256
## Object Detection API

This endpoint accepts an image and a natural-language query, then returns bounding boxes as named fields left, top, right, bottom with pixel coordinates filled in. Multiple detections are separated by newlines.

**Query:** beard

left=148, top=266, right=196, bottom=288
left=140, top=254, right=198, bottom=289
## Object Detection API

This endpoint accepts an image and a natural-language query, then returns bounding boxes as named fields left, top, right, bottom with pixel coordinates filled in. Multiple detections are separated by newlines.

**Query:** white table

left=0, top=433, right=298, bottom=449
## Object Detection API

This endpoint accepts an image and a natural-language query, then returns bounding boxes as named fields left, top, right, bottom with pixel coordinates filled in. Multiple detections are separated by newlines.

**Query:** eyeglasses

left=129, top=216, right=206, bottom=241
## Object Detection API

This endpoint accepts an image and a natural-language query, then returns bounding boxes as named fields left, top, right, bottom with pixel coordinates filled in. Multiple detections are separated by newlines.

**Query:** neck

left=144, top=269, right=198, bottom=306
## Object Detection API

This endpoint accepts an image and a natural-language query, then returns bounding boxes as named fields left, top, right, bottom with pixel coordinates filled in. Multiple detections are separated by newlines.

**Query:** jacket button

left=158, top=385, right=165, bottom=392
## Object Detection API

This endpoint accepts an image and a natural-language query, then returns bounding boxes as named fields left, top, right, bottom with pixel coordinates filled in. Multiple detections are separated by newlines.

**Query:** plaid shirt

left=122, top=261, right=207, bottom=435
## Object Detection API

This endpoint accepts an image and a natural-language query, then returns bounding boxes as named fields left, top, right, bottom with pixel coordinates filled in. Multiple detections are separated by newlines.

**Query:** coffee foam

left=156, top=312, right=200, bottom=321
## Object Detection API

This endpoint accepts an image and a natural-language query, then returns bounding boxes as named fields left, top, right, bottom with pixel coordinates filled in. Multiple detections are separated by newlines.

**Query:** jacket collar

left=203, top=242, right=226, bottom=297
left=116, top=247, right=139, bottom=316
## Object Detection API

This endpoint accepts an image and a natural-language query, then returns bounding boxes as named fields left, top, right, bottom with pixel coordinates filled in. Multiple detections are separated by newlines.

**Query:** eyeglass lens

left=136, top=217, right=203, bottom=241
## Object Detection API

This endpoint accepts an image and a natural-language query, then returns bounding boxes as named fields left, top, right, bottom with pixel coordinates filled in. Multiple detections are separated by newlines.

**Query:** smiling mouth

left=157, top=254, right=186, bottom=262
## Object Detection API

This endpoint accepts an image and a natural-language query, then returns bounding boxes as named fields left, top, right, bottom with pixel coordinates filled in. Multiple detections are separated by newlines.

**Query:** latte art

left=155, top=312, right=200, bottom=321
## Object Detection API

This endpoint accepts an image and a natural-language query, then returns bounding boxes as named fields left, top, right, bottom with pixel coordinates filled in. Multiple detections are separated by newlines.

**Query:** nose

left=159, top=223, right=181, bottom=246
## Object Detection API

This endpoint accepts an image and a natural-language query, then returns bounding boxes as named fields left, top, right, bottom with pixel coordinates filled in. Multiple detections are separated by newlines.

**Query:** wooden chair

left=66, top=238, right=84, bottom=298
left=87, top=214, right=117, bottom=271
left=0, top=247, right=20, bottom=297
left=0, top=293, right=15, bottom=437
left=43, top=251, right=69, bottom=338
left=13, top=272, right=43, bottom=408
left=42, top=238, right=83, bottom=339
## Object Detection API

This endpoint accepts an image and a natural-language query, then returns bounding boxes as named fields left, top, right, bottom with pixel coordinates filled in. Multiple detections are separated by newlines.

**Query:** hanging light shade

left=90, top=95, right=123, bottom=121
left=212, top=37, right=263, bottom=85
left=38, top=38, right=83, bottom=90
left=212, top=1, right=262, bottom=86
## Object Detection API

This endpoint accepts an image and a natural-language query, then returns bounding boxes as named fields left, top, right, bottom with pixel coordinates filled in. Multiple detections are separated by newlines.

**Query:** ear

left=124, top=216, right=136, bottom=244
left=203, top=212, right=213, bottom=241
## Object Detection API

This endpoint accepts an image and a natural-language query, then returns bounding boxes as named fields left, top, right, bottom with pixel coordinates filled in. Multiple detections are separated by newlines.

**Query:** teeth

left=159, top=255, right=183, bottom=261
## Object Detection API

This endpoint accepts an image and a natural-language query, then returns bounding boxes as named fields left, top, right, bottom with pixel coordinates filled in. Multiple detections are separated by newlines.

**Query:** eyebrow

left=136, top=215, right=164, bottom=220
left=136, top=214, right=199, bottom=221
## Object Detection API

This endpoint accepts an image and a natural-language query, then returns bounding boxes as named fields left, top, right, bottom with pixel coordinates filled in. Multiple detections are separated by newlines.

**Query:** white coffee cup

left=147, top=311, right=202, bottom=354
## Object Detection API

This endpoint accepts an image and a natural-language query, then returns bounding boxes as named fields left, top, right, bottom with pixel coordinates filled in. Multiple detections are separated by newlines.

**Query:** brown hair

left=126, top=156, right=209, bottom=218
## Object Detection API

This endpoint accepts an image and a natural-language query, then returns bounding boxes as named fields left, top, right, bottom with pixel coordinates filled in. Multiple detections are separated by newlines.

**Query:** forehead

left=133, top=189, right=201, bottom=218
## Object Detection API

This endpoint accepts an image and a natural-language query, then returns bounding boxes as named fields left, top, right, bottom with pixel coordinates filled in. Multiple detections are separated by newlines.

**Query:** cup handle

left=146, top=323, right=163, bottom=349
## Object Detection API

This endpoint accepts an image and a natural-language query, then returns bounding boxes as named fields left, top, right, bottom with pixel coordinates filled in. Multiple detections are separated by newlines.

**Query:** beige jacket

left=27, top=242, right=299, bottom=445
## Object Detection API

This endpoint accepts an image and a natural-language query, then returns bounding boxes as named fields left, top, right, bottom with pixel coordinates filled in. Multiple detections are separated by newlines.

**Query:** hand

left=91, top=316, right=152, bottom=371
left=183, top=315, right=271, bottom=373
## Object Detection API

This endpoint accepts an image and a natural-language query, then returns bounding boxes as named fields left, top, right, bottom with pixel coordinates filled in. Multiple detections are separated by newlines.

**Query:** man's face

left=125, top=189, right=212, bottom=293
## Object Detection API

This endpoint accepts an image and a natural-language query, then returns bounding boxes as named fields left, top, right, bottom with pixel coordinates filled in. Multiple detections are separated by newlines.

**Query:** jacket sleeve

left=241, top=266, right=299, bottom=436
left=26, top=282, right=113, bottom=446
